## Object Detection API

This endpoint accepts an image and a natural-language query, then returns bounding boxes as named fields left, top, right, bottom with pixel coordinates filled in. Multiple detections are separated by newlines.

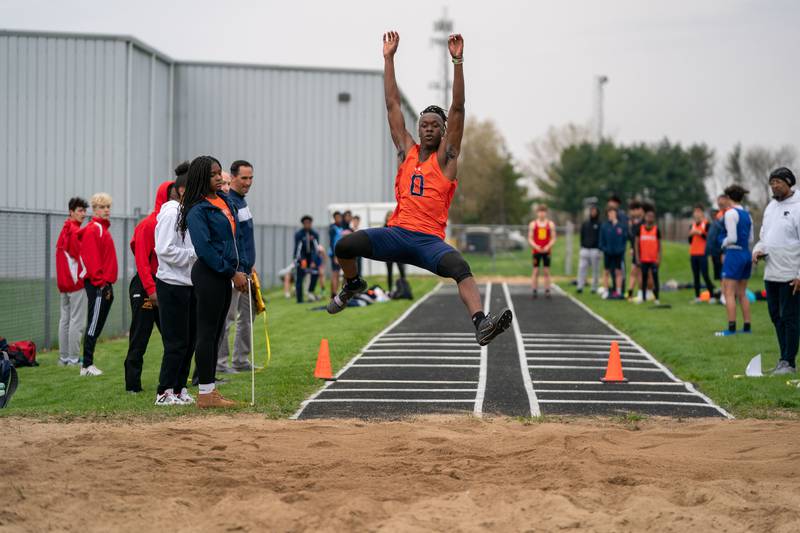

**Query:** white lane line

left=322, top=388, right=479, bottom=392
left=337, top=379, right=479, bottom=384
left=359, top=356, right=481, bottom=360
left=353, top=364, right=480, bottom=368
left=528, top=365, right=664, bottom=372
left=525, top=350, right=642, bottom=355
left=474, top=282, right=491, bottom=417
left=382, top=333, right=473, bottom=337
left=536, top=389, right=698, bottom=396
left=553, top=285, right=734, bottom=419
left=533, top=380, right=686, bottom=386
left=372, top=342, right=479, bottom=347
left=538, top=399, right=716, bottom=407
left=525, top=357, right=653, bottom=363
left=503, top=282, right=541, bottom=417
left=306, top=399, right=476, bottom=403
left=365, top=349, right=481, bottom=354
left=523, top=342, right=637, bottom=347
left=522, top=333, right=630, bottom=340
left=290, top=282, right=444, bottom=419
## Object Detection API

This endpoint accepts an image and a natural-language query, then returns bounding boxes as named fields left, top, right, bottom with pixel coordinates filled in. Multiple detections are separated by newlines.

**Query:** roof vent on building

left=338, top=92, right=351, bottom=103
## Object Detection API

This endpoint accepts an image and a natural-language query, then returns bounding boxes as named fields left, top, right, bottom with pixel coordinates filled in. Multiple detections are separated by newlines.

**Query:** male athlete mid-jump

left=328, top=31, right=512, bottom=346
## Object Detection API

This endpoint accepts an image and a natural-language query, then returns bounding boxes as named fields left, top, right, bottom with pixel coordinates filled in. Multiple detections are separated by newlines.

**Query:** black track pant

left=766, top=280, right=800, bottom=367
left=690, top=255, right=715, bottom=297
left=387, top=262, right=406, bottom=290
left=156, top=278, right=196, bottom=395
left=711, top=253, right=723, bottom=281
left=640, top=262, right=660, bottom=301
left=191, top=261, right=232, bottom=386
left=124, top=274, right=161, bottom=391
left=83, top=282, right=114, bottom=367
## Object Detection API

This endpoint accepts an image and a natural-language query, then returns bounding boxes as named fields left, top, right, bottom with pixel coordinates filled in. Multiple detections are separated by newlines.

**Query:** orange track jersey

left=639, top=224, right=659, bottom=263
left=387, top=145, right=457, bottom=240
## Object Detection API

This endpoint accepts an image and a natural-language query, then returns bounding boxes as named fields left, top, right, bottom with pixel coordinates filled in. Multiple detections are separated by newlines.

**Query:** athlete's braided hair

left=420, top=105, right=447, bottom=124
left=177, top=155, right=222, bottom=238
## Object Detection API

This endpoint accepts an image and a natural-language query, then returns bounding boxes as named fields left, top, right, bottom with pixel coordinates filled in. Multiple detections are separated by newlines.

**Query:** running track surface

left=293, top=283, right=731, bottom=419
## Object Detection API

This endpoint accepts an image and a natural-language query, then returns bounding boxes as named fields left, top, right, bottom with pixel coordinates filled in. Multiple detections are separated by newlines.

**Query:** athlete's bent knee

left=335, top=231, right=372, bottom=259
left=436, top=251, right=473, bottom=283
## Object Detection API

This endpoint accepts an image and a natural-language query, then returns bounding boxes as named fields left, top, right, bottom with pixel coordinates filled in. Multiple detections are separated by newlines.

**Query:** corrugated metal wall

left=0, top=30, right=416, bottom=224
left=174, top=63, right=416, bottom=225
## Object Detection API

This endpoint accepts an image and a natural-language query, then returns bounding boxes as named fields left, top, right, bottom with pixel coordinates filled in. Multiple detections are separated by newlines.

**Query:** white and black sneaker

left=326, top=277, right=368, bottom=314
left=475, top=309, right=513, bottom=346
left=79, top=365, right=103, bottom=377
left=155, top=391, right=182, bottom=406
left=176, top=388, right=195, bottom=405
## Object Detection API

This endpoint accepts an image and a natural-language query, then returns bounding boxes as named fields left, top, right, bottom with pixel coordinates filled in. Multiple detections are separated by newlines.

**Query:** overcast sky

left=3, top=0, right=799, bottom=177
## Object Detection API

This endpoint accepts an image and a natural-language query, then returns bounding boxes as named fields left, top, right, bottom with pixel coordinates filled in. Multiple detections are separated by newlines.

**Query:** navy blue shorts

left=722, top=248, right=752, bottom=280
left=364, top=226, right=457, bottom=273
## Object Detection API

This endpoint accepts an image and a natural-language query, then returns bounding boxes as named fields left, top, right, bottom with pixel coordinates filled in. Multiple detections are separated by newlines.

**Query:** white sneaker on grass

left=177, top=388, right=195, bottom=405
left=155, top=391, right=182, bottom=406
left=80, top=365, right=103, bottom=376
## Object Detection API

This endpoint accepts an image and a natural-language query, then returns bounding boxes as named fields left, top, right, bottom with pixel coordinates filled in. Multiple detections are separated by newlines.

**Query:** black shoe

left=476, top=308, right=513, bottom=346
left=326, top=277, right=368, bottom=314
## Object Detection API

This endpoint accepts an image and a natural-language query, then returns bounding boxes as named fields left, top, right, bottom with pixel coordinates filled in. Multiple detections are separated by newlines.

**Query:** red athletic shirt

left=531, top=220, right=554, bottom=253
left=387, top=145, right=457, bottom=240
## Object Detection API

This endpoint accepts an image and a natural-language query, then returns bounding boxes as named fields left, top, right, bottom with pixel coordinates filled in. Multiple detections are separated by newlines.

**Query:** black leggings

left=156, top=279, right=196, bottom=395
left=387, top=262, right=406, bottom=290
left=191, top=261, right=232, bottom=386
left=640, top=262, right=660, bottom=301
left=336, top=231, right=472, bottom=283
left=690, top=255, right=715, bottom=297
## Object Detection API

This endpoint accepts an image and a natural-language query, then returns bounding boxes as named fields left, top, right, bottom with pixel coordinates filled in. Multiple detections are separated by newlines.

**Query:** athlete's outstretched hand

left=383, top=31, right=399, bottom=59
left=448, top=34, right=464, bottom=58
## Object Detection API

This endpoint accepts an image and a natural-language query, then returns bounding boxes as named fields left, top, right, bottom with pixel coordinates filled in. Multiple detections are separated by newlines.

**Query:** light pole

left=430, top=7, right=454, bottom=108
left=595, top=75, right=609, bottom=143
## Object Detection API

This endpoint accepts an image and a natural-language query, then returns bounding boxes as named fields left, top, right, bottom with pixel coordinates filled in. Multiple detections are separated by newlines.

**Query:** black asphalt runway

left=293, top=283, right=730, bottom=419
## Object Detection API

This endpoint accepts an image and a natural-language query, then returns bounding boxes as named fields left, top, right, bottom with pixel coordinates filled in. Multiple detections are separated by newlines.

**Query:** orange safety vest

left=689, top=220, right=708, bottom=256
left=639, top=224, right=659, bottom=263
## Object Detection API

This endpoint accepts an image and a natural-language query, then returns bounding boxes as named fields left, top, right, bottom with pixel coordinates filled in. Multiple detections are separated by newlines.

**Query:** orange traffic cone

left=601, top=341, right=628, bottom=383
left=314, top=339, right=335, bottom=380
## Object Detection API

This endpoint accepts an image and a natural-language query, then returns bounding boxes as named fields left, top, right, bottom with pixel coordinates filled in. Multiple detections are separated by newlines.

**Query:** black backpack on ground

left=391, top=278, right=414, bottom=300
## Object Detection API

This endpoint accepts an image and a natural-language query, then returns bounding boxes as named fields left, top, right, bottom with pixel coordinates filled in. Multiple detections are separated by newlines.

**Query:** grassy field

left=2, top=277, right=438, bottom=419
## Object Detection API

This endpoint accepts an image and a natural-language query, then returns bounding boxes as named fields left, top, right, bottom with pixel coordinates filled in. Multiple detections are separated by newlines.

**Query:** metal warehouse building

left=0, top=29, right=416, bottom=348
left=0, top=29, right=415, bottom=222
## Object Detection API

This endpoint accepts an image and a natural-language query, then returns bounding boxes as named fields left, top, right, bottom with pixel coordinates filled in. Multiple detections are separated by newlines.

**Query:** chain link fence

left=0, top=209, right=295, bottom=350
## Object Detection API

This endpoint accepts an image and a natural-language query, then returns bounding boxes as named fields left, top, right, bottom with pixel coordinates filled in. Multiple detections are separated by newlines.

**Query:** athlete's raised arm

left=440, top=34, right=464, bottom=179
left=383, top=31, right=415, bottom=165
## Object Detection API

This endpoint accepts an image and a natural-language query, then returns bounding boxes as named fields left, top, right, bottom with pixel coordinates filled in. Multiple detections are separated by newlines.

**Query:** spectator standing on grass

left=217, top=160, right=258, bottom=374
left=627, top=200, right=644, bottom=300
left=123, top=181, right=173, bottom=392
left=688, top=203, right=715, bottom=302
left=599, top=206, right=627, bottom=300
left=56, top=197, right=88, bottom=366
left=328, top=211, right=345, bottom=298
left=607, top=195, right=628, bottom=295
left=715, top=185, right=753, bottom=336
left=180, top=155, right=249, bottom=408
left=706, top=194, right=730, bottom=286
left=79, top=193, right=118, bottom=377
left=635, top=203, right=661, bottom=305
left=576, top=205, right=601, bottom=294
left=294, top=215, right=324, bottom=303
left=154, top=162, right=197, bottom=405
left=528, top=204, right=556, bottom=299
left=753, top=167, right=800, bottom=374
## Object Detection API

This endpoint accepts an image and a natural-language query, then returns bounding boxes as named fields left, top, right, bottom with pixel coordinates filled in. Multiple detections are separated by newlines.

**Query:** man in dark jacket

left=577, top=205, right=601, bottom=293
left=295, top=216, right=324, bottom=303
left=599, top=206, right=627, bottom=299
left=217, top=160, right=258, bottom=373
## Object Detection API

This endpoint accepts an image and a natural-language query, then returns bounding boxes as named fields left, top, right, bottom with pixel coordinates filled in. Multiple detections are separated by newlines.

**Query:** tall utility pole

left=594, top=75, right=609, bottom=143
left=430, top=8, right=454, bottom=108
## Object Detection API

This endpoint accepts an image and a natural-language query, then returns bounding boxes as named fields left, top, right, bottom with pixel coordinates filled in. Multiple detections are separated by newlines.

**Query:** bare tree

left=523, top=123, right=593, bottom=197
left=723, top=144, right=798, bottom=206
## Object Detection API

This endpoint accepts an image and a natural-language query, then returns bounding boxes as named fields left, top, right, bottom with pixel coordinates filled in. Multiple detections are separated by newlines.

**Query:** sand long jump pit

left=2, top=415, right=799, bottom=532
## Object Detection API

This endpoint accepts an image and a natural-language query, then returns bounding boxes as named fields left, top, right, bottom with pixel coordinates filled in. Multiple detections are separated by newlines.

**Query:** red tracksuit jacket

left=129, top=181, right=173, bottom=296
left=80, top=217, right=119, bottom=287
left=56, top=218, right=86, bottom=293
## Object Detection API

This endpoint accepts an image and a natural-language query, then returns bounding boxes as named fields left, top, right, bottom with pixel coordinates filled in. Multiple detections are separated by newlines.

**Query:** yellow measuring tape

left=251, top=271, right=272, bottom=372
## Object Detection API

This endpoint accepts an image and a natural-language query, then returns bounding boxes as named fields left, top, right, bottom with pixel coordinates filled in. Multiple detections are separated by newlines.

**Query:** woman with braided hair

left=328, top=31, right=512, bottom=346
